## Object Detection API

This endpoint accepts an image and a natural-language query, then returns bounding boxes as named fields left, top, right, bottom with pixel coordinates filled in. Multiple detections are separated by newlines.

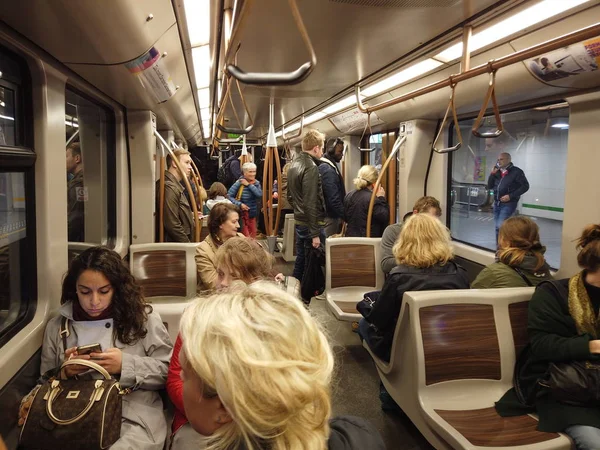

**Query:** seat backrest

left=325, top=237, right=383, bottom=291
left=129, top=243, right=198, bottom=301
left=67, top=242, right=96, bottom=265
left=399, top=287, right=535, bottom=388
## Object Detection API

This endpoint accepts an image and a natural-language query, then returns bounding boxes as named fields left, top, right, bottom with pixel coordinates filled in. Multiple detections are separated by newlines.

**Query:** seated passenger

left=496, top=224, right=600, bottom=450
left=196, top=203, right=242, bottom=292
left=344, top=165, right=389, bottom=237
left=359, top=213, right=469, bottom=362
left=381, top=195, right=442, bottom=275
left=178, top=282, right=386, bottom=449
left=227, top=162, right=262, bottom=238
left=168, top=237, right=282, bottom=450
left=203, top=182, right=232, bottom=215
left=40, top=246, right=172, bottom=449
left=472, top=216, right=553, bottom=288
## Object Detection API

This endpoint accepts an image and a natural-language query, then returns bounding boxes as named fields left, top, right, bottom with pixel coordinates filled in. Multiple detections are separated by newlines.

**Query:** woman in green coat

left=472, top=216, right=552, bottom=288
left=496, top=224, right=600, bottom=450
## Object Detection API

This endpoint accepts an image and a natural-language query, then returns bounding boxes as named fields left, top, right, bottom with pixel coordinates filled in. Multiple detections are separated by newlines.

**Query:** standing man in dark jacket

left=156, top=149, right=195, bottom=242
left=66, top=142, right=85, bottom=242
left=287, top=130, right=327, bottom=284
left=319, top=137, right=346, bottom=237
left=487, top=152, right=529, bottom=243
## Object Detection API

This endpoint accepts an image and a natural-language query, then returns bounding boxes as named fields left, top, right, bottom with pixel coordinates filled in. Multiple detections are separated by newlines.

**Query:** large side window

left=65, top=89, right=116, bottom=245
left=0, top=45, right=36, bottom=347
left=448, top=104, right=568, bottom=269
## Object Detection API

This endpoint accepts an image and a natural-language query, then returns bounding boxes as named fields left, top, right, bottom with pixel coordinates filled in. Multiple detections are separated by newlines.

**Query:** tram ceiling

left=217, top=0, right=502, bottom=135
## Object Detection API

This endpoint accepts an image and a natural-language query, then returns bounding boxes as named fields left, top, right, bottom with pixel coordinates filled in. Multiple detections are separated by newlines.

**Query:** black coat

left=344, top=189, right=389, bottom=237
left=487, top=163, right=529, bottom=203
left=318, top=155, right=346, bottom=220
left=365, top=262, right=469, bottom=361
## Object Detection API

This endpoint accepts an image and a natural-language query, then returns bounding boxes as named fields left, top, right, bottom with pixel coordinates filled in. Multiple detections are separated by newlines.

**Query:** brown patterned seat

left=362, top=287, right=572, bottom=449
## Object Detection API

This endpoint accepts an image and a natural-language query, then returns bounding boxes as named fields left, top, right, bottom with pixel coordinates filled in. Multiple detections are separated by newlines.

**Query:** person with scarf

left=227, top=162, right=262, bottom=238
left=495, top=224, right=600, bottom=450
left=487, top=152, right=529, bottom=244
left=472, top=216, right=553, bottom=288
left=39, top=246, right=173, bottom=449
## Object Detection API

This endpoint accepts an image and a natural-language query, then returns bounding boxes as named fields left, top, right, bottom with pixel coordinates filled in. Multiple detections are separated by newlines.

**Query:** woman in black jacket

left=344, top=165, right=389, bottom=237
left=358, top=213, right=470, bottom=362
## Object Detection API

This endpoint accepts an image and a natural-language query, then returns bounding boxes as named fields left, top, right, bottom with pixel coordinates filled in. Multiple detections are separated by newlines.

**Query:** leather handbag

left=19, top=359, right=123, bottom=450
left=539, top=360, right=600, bottom=407
left=356, top=290, right=381, bottom=320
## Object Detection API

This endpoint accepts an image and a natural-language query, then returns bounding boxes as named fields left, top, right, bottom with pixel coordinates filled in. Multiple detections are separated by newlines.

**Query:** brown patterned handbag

left=19, top=359, right=123, bottom=450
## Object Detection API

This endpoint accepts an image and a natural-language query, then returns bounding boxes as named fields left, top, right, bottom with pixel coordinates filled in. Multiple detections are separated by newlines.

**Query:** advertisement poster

left=527, top=37, right=600, bottom=82
left=329, top=108, right=384, bottom=134
left=125, top=47, right=177, bottom=103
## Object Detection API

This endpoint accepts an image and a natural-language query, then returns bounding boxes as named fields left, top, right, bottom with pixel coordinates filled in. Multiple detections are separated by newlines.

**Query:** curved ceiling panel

left=0, top=0, right=175, bottom=64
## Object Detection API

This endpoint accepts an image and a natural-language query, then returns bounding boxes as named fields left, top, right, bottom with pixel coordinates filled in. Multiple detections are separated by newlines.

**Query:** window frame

left=0, top=44, right=37, bottom=349
left=446, top=100, right=568, bottom=267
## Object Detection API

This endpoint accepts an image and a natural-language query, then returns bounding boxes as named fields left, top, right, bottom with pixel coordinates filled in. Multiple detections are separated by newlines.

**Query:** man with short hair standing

left=487, top=152, right=529, bottom=243
left=319, top=137, right=346, bottom=237
left=287, top=130, right=327, bottom=283
left=157, top=149, right=195, bottom=242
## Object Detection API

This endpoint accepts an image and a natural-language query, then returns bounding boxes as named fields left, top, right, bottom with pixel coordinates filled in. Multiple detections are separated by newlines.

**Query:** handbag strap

left=60, top=359, right=111, bottom=380
left=513, top=267, right=534, bottom=287
left=46, top=379, right=106, bottom=426
left=59, top=316, right=70, bottom=352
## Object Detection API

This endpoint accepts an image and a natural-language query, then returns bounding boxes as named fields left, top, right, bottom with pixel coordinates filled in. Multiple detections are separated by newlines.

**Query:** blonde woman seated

left=177, top=283, right=386, bottom=450
left=343, top=165, right=389, bottom=237
left=358, top=214, right=469, bottom=362
left=195, top=203, right=243, bottom=292
left=472, top=216, right=553, bottom=289
left=168, top=237, right=284, bottom=450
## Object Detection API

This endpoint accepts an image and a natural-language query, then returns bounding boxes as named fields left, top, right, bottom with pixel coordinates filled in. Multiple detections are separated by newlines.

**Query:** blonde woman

left=343, top=165, right=389, bottom=237
left=358, top=214, right=469, bottom=363
left=177, top=283, right=385, bottom=450
left=472, top=216, right=552, bottom=288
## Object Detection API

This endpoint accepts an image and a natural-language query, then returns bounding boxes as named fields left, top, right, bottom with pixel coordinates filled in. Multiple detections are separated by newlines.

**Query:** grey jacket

left=157, top=171, right=195, bottom=242
left=380, top=222, right=402, bottom=275
left=287, top=151, right=326, bottom=237
left=41, top=302, right=173, bottom=449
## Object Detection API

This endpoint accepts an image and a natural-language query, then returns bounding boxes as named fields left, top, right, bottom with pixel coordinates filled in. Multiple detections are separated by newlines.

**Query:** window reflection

left=0, top=86, right=16, bottom=146
left=369, top=133, right=383, bottom=171
left=450, top=105, right=568, bottom=269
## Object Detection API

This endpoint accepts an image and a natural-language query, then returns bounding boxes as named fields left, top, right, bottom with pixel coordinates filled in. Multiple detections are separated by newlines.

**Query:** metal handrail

left=214, top=71, right=254, bottom=135
left=354, top=23, right=600, bottom=115
left=472, top=68, right=504, bottom=138
left=431, top=82, right=462, bottom=154
left=282, top=115, right=304, bottom=141
left=224, top=0, right=316, bottom=86
left=358, top=112, right=377, bottom=152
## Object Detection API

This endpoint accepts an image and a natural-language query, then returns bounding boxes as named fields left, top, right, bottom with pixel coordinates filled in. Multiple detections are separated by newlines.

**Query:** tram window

left=448, top=104, right=569, bottom=269
left=0, top=87, right=16, bottom=146
left=65, top=88, right=116, bottom=245
left=368, top=133, right=383, bottom=171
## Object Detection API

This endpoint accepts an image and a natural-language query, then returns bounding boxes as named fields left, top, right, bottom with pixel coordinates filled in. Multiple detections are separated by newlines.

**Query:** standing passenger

left=344, top=165, right=389, bottom=238
left=487, top=152, right=529, bottom=244
left=319, top=137, right=346, bottom=237
left=287, top=130, right=327, bottom=282
left=66, top=142, right=85, bottom=242
left=157, top=149, right=195, bottom=242
left=177, top=283, right=386, bottom=449
left=227, top=162, right=262, bottom=238
left=40, top=247, right=172, bottom=449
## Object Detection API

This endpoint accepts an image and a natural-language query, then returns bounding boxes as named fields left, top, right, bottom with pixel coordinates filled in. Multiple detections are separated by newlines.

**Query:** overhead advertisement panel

left=125, top=47, right=177, bottom=103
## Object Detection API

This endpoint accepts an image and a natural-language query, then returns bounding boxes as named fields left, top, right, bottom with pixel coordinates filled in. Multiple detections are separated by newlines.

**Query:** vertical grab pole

left=158, top=155, right=165, bottom=243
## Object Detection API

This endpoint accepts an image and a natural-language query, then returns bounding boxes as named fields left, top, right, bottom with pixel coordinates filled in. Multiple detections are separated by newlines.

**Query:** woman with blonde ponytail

left=178, top=283, right=385, bottom=450
left=496, top=224, right=600, bottom=449
left=472, top=216, right=552, bottom=288
left=343, top=165, right=389, bottom=237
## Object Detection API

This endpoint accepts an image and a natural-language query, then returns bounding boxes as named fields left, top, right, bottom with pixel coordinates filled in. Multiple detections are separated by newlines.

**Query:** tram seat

left=67, top=241, right=96, bottom=264
left=363, top=287, right=572, bottom=450
left=279, top=213, right=296, bottom=262
left=129, top=243, right=198, bottom=342
left=325, top=237, right=383, bottom=322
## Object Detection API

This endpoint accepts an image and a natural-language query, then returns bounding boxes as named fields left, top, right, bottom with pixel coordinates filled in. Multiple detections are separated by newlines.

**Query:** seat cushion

left=326, top=287, right=372, bottom=321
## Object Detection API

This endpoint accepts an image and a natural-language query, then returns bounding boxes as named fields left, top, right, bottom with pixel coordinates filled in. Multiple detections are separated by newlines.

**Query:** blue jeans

left=493, top=201, right=517, bottom=244
left=565, top=425, right=600, bottom=450
left=292, top=225, right=325, bottom=282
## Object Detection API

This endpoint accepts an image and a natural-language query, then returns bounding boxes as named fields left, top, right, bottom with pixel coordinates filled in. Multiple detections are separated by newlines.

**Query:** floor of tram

left=274, top=257, right=434, bottom=450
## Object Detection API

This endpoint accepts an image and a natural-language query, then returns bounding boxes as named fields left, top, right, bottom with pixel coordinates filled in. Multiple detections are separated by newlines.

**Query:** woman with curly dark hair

left=40, top=246, right=173, bottom=449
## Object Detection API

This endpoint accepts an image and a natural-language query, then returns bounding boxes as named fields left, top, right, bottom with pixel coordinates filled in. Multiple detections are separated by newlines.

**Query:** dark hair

left=208, top=203, right=239, bottom=240
left=412, top=196, right=442, bottom=216
left=67, top=142, right=82, bottom=159
left=61, top=246, right=150, bottom=345
left=402, top=211, right=414, bottom=222
left=208, top=182, right=227, bottom=199
left=577, top=224, right=600, bottom=272
left=498, top=216, right=545, bottom=271
left=326, top=137, right=344, bottom=156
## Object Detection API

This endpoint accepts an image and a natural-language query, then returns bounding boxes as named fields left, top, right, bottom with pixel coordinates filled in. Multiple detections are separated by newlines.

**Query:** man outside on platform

left=287, top=130, right=327, bottom=283
left=66, top=142, right=85, bottom=242
left=487, top=152, right=529, bottom=243
left=319, top=137, right=346, bottom=237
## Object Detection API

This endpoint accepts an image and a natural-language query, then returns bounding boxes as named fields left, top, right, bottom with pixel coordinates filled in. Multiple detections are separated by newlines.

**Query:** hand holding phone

left=76, top=343, right=102, bottom=356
